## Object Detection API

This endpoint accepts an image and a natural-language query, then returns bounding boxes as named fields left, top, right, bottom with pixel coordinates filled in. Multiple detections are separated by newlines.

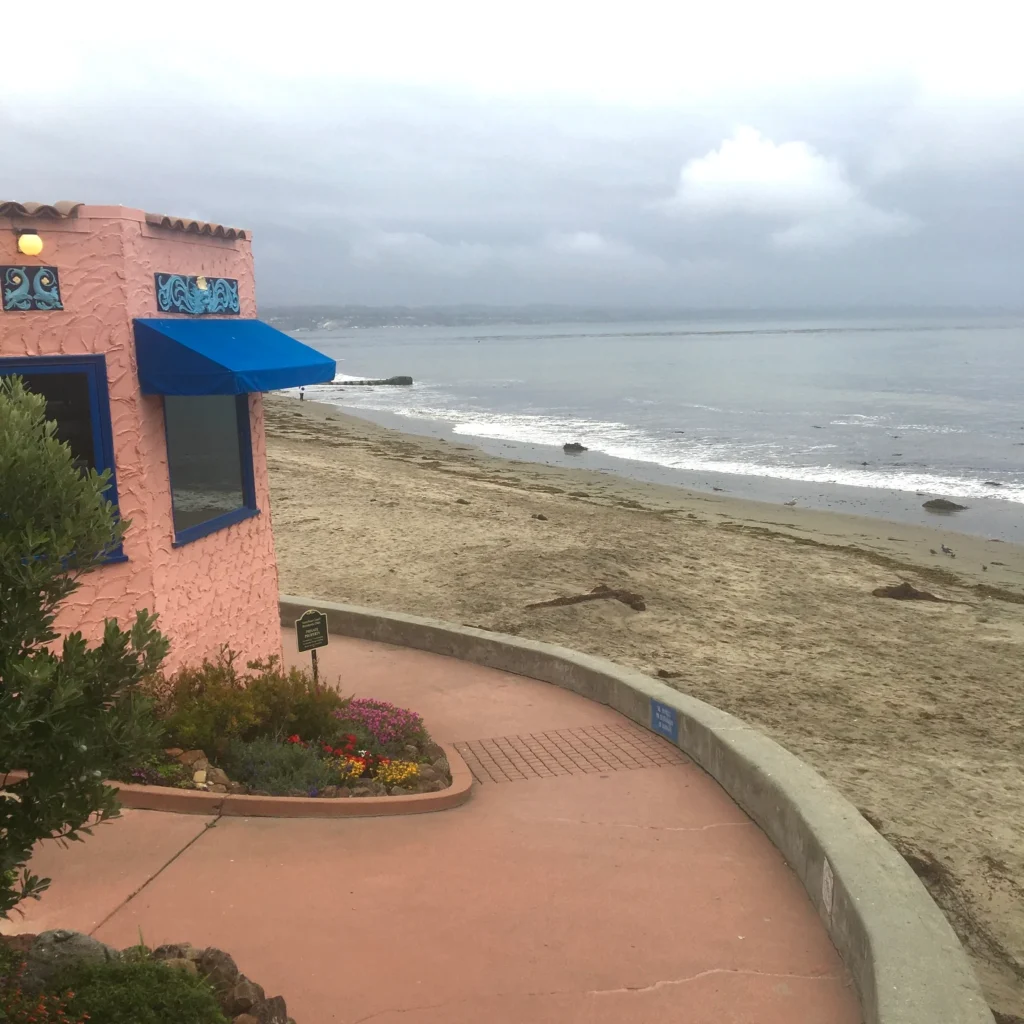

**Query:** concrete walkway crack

left=347, top=969, right=843, bottom=1022
left=88, top=813, right=222, bottom=938
left=588, top=967, right=845, bottom=995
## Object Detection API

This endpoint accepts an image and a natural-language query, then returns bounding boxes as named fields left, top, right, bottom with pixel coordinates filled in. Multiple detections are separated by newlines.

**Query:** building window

left=0, top=354, right=125, bottom=562
left=164, top=394, right=258, bottom=545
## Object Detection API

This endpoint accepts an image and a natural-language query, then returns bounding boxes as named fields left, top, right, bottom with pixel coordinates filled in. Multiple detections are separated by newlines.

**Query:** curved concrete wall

left=280, top=596, right=993, bottom=1024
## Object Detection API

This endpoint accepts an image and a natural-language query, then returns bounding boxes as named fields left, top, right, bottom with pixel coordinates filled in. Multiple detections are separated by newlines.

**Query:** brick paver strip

left=454, top=724, right=688, bottom=784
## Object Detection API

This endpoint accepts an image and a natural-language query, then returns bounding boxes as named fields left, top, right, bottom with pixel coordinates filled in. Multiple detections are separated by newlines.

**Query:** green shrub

left=220, top=736, right=345, bottom=796
left=153, top=650, right=346, bottom=753
left=246, top=656, right=349, bottom=742
left=110, top=753, right=194, bottom=789
left=0, top=377, right=168, bottom=918
left=56, top=959, right=227, bottom=1024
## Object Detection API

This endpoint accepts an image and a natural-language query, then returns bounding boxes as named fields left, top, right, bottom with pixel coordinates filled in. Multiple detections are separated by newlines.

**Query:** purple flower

left=334, top=698, right=423, bottom=745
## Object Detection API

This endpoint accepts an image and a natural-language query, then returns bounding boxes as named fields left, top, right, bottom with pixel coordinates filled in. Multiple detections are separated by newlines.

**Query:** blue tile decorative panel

left=1, top=266, right=63, bottom=311
left=154, top=273, right=240, bottom=315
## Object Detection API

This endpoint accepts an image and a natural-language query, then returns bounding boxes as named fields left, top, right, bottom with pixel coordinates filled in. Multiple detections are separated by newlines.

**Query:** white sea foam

left=292, top=383, right=1024, bottom=505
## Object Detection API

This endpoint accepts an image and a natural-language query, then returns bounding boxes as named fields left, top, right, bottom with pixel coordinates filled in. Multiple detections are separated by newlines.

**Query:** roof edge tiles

left=144, top=212, right=248, bottom=240
left=0, top=201, right=84, bottom=218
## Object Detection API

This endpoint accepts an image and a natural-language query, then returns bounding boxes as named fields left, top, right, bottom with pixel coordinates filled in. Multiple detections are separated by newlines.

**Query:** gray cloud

left=2, top=49, right=1022, bottom=309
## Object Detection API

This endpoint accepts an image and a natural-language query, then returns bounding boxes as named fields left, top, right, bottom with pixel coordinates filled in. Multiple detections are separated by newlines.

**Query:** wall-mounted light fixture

left=16, top=229, right=43, bottom=257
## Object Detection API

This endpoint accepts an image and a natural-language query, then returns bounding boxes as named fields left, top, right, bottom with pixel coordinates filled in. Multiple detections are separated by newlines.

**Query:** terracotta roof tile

left=144, top=212, right=248, bottom=240
left=0, top=201, right=83, bottom=218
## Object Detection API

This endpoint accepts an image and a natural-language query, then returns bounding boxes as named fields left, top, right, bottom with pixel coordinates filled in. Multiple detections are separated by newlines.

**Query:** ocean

left=285, top=313, right=1024, bottom=542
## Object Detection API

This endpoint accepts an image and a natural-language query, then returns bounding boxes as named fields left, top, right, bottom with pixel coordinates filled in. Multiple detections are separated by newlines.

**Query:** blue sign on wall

left=650, top=699, right=679, bottom=743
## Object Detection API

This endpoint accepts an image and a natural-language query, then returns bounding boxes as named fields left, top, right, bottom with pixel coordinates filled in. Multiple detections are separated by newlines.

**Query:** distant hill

left=260, top=304, right=1015, bottom=332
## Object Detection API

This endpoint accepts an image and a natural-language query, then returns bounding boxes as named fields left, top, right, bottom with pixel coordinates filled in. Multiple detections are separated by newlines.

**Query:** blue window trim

left=166, top=393, right=260, bottom=547
left=0, top=354, right=127, bottom=563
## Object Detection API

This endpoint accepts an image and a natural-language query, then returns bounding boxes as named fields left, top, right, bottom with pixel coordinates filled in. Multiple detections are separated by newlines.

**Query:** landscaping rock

left=388, top=785, right=407, bottom=796
left=416, top=765, right=439, bottom=783
left=208, top=767, right=230, bottom=787
left=351, top=780, right=386, bottom=797
left=151, top=942, right=196, bottom=961
left=163, top=956, right=199, bottom=975
left=178, top=749, right=207, bottom=766
left=228, top=782, right=248, bottom=795
left=403, top=744, right=419, bottom=757
left=432, top=755, right=450, bottom=777
left=233, top=1017, right=259, bottom=1024
left=193, top=769, right=208, bottom=784
left=22, top=930, right=120, bottom=994
left=252, top=995, right=290, bottom=1023
left=209, top=783, right=228, bottom=794
left=193, top=757, right=210, bottom=772
left=224, top=976, right=266, bottom=1015
left=165, top=747, right=184, bottom=758
left=320, top=785, right=339, bottom=798
left=198, top=947, right=240, bottom=995
left=423, top=741, right=445, bottom=762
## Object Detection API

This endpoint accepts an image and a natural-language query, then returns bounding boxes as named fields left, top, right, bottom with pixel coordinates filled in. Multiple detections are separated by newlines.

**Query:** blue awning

left=133, top=318, right=336, bottom=395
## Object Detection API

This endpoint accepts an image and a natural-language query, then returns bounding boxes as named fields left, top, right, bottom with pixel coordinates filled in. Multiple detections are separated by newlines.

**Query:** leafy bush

left=0, top=950, right=87, bottom=1023
left=0, top=377, right=168, bottom=918
left=152, top=651, right=346, bottom=754
left=220, top=736, right=347, bottom=796
left=56, top=959, right=227, bottom=1024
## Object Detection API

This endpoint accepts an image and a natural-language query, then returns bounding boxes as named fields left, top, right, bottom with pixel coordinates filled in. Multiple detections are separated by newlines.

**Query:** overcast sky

left=2, top=1, right=1022, bottom=309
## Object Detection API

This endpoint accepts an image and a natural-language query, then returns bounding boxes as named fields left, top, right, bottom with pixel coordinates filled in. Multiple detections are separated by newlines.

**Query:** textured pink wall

left=0, top=206, right=282, bottom=673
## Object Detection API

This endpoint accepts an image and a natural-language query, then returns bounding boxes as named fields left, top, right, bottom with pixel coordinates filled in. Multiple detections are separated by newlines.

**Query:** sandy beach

left=265, top=393, right=1024, bottom=1019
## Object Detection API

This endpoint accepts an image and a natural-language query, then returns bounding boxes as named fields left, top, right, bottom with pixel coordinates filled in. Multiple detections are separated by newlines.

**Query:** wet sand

left=265, top=393, right=1024, bottom=1019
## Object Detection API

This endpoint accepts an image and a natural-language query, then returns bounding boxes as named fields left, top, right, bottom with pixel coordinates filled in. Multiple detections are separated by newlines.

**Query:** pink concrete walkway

left=6, top=635, right=860, bottom=1023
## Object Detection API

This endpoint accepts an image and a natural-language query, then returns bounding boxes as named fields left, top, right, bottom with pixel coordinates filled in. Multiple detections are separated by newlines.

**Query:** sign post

left=294, top=608, right=329, bottom=684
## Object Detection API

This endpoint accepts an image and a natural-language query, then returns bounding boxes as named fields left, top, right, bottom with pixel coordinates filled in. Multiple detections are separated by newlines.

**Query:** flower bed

left=114, top=655, right=452, bottom=799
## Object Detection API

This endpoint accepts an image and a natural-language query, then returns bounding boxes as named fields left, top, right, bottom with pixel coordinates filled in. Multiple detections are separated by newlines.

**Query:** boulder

left=208, top=767, right=231, bottom=787
left=224, top=976, right=266, bottom=1015
left=151, top=942, right=196, bottom=961
left=228, top=782, right=248, bottom=795
left=423, top=741, right=445, bottom=762
left=209, top=784, right=228, bottom=794
left=351, top=780, right=387, bottom=797
left=922, top=498, right=967, bottom=512
left=22, top=930, right=120, bottom=994
left=563, top=442, right=587, bottom=454
left=253, top=995, right=290, bottom=1023
left=198, top=947, right=240, bottom=995
left=416, top=765, right=438, bottom=783
left=163, top=957, right=199, bottom=976
left=178, top=749, right=207, bottom=767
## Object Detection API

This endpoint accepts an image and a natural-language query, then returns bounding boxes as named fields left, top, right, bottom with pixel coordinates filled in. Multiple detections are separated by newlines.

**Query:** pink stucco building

left=0, top=202, right=335, bottom=672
